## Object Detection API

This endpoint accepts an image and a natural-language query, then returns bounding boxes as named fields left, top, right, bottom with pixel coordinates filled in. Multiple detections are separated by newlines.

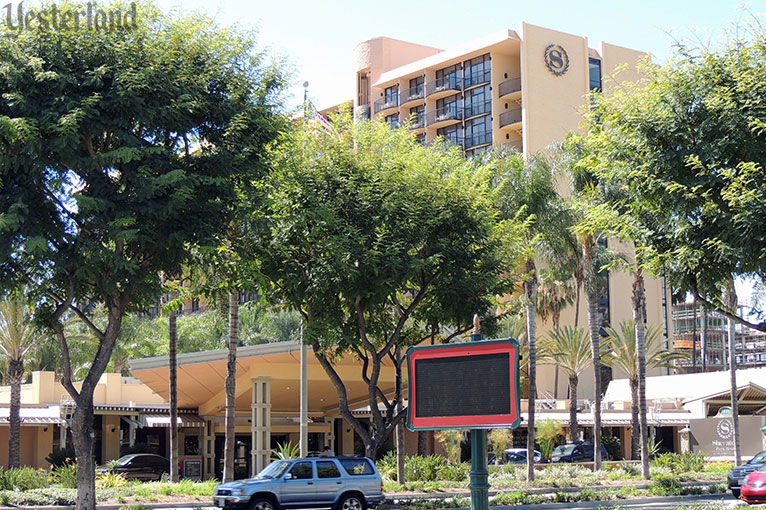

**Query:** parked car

left=550, top=442, right=608, bottom=463
left=213, top=456, right=385, bottom=510
left=728, top=450, right=766, bottom=498
left=95, top=453, right=169, bottom=481
left=741, top=464, right=766, bottom=504
left=488, top=448, right=543, bottom=464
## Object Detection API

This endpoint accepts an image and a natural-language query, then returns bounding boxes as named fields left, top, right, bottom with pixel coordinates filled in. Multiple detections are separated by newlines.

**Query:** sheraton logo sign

left=544, top=44, right=569, bottom=77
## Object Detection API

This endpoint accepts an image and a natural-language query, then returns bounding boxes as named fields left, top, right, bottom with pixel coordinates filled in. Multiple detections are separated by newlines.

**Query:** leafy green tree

left=537, top=268, right=575, bottom=398
left=485, top=147, right=571, bottom=480
left=539, top=326, right=593, bottom=442
left=0, top=296, right=44, bottom=467
left=0, top=2, right=285, bottom=507
left=258, top=113, right=516, bottom=458
left=535, top=419, right=566, bottom=462
left=602, top=322, right=684, bottom=461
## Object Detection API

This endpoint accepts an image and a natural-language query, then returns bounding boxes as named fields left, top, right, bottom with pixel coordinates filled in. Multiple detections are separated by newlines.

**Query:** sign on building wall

left=544, top=44, right=569, bottom=76
left=688, top=416, right=766, bottom=458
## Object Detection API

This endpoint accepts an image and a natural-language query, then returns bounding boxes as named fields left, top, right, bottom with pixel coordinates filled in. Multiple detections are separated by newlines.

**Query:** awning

left=142, top=414, right=205, bottom=428
left=0, top=405, right=65, bottom=425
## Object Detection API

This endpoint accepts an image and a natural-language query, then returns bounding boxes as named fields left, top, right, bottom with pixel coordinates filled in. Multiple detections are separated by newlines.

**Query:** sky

left=150, top=0, right=765, bottom=111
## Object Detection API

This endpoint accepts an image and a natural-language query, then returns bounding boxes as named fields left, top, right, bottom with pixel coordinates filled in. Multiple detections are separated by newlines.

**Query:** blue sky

left=152, top=0, right=764, bottom=110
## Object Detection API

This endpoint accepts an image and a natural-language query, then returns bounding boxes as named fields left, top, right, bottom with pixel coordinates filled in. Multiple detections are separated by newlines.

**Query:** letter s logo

left=545, top=44, right=570, bottom=76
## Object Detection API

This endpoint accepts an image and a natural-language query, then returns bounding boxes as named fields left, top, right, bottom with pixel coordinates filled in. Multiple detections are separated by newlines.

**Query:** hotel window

left=409, top=104, right=425, bottom=127
left=385, top=113, right=399, bottom=128
left=437, top=124, right=462, bottom=146
left=589, top=58, right=602, bottom=92
left=436, top=63, right=461, bottom=89
left=436, top=93, right=462, bottom=121
left=409, top=76, right=425, bottom=97
left=464, top=54, right=491, bottom=89
left=464, top=115, right=491, bottom=148
left=384, top=85, right=398, bottom=106
left=463, top=84, right=491, bottom=119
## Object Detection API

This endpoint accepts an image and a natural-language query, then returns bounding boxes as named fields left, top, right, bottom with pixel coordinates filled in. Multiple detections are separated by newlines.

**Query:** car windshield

left=255, top=460, right=291, bottom=479
left=552, top=445, right=575, bottom=456
left=116, top=455, right=136, bottom=467
left=751, top=452, right=766, bottom=464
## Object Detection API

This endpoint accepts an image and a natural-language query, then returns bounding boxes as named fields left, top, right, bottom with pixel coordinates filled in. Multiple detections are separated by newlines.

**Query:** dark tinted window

left=150, top=457, right=167, bottom=469
left=129, top=456, right=149, bottom=468
left=339, top=458, right=374, bottom=476
left=289, top=461, right=313, bottom=479
left=317, top=461, right=340, bottom=478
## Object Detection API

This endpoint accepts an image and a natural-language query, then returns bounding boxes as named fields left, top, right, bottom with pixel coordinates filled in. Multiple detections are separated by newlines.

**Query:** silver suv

left=213, top=457, right=385, bottom=510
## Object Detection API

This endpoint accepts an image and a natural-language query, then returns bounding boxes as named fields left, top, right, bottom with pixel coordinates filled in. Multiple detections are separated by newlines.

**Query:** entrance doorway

left=214, top=435, right=252, bottom=480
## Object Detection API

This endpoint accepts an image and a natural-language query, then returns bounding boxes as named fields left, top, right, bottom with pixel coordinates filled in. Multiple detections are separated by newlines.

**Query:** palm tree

left=489, top=148, right=570, bottom=481
left=724, top=279, right=741, bottom=466
left=540, top=326, right=592, bottom=442
left=223, top=289, right=240, bottom=482
left=537, top=269, right=575, bottom=398
left=603, top=321, right=683, bottom=461
left=0, top=297, right=44, bottom=467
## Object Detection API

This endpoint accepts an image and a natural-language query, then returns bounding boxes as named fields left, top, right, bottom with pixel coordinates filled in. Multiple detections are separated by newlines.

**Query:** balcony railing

left=400, top=84, right=425, bottom=105
left=408, top=111, right=425, bottom=130
left=373, top=95, right=398, bottom=114
left=498, top=77, right=521, bottom=97
left=436, top=133, right=463, bottom=148
left=499, top=107, right=522, bottom=127
left=464, top=69, right=491, bottom=89
left=463, top=100, right=491, bottom=119
left=504, top=139, right=523, bottom=152
left=426, top=105, right=462, bottom=126
left=426, top=75, right=462, bottom=96
left=464, top=131, right=492, bottom=149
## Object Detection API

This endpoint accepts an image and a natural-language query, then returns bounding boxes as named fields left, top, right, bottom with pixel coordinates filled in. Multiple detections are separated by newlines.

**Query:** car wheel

left=337, top=494, right=366, bottom=510
left=250, top=498, right=277, bottom=510
left=732, top=488, right=741, bottom=499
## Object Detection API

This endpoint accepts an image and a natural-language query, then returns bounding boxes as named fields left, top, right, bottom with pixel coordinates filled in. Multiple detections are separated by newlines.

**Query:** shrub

left=435, top=430, right=465, bottom=464
left=438, top=462, right=469, bottom=482
left=52, top=463, right=78, bottom=489
left=0, top=467, right=51, bottom=490
left=376, top=451, right=397, bottom=481
left=96, top=471, right=128, bottom=489
left=647, top=473, right=682, bottom=496
left=602, top=435, right=622, bottom=461
left=535, top=419, right=566, bottom=461
left=45, top=447, right=76, bottom=468
left=651, top=452, right=705, bottom=473
left=405, top=455, right=447, bottom=482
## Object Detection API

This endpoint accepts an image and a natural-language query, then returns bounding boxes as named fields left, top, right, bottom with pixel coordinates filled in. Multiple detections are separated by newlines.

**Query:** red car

left=741, top=466, right=766, bottom=504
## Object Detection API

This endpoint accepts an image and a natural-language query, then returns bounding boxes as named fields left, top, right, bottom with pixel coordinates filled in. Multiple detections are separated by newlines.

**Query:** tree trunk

left=72, top=399, right=96, bottom=510
left=568, top=375, right=579, bottom=442
left=524, top=259, right=538, bottom=482
left=724, top=279, right=741, bottom=466
left=169, top=303, right=179, bottom=482
left=701, top=307, right=708, bottom=372
left=417, top=432, right=427, bottom=456
left=395, top=347, right=405, bottom=483
left=223, top=290, right=239, bottom=482
left=632, top=269, right=650, bottom=479
left=8, top=357, right=23, bottom=468
left=629, top=378, right=639, bottom=460
left=583, top=239, right=602, bottom=470
left=692, top=294, right=698, bottom=373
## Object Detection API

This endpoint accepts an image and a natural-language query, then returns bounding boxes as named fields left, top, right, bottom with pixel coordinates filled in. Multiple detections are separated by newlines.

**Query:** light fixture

left=285, top=386, right=291, bottom=390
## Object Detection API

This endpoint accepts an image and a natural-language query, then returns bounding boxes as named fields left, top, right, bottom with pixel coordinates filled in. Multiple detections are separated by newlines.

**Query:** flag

left=306, top=100, right=336, bottom=136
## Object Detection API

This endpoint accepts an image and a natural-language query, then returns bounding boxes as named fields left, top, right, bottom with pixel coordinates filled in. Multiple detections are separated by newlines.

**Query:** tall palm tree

left=537, top=269, right=575, bottom=398
left=0, top=297, right=44, bottom=467
left=539, top=326, right=593, bottom=442
left=489, top=148, right=570, bottom=481
left=724, top=279, right=741, bottom=466
left=603, top=321, right=683, bottom=461
left=223, top=289, right=240, bottom=482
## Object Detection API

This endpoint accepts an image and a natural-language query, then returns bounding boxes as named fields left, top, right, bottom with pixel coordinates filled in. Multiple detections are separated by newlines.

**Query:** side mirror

left=284, top=473, right=293, bottom=480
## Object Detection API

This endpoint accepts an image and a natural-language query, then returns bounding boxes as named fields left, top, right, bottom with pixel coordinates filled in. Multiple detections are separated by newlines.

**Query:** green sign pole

left=469, top=316, right=489, bottom=510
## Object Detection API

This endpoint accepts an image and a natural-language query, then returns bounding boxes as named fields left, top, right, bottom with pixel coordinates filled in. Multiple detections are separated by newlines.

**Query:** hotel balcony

left=499, top=107, right=522, bottom=128
left=407, top=111, right=426, bottom=130
left=463, top=100, right=491, bottom=120
left=426, top=76, right=462, bottom=99
left=373, top=96, right=398, bottom=114
left=399, top=84, right=425, bottom=106
left=426, top=105, right=462, bottom=128
left=464, top=69, right=491, bottom=89
left=464, top=131, right=492, bottom=149
left=498, top=77, right=521, bottom=98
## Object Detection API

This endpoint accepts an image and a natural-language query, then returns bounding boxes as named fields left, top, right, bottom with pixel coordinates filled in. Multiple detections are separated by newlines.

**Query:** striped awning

left=142, top=414, right=205, bottom=428
left=0, top=405, right=65, bottom=425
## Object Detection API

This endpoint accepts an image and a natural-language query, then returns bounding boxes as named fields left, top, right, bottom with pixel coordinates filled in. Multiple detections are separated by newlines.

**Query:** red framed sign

left=406, top=339, right=521, bottom=430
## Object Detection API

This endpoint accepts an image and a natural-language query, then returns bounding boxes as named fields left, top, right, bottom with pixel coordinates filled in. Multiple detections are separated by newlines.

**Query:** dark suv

left=550, top=442, right=608, bottom=463
left=728, top=451, right=766, bottom=498
left=214, top=457, right=384, bottom=510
